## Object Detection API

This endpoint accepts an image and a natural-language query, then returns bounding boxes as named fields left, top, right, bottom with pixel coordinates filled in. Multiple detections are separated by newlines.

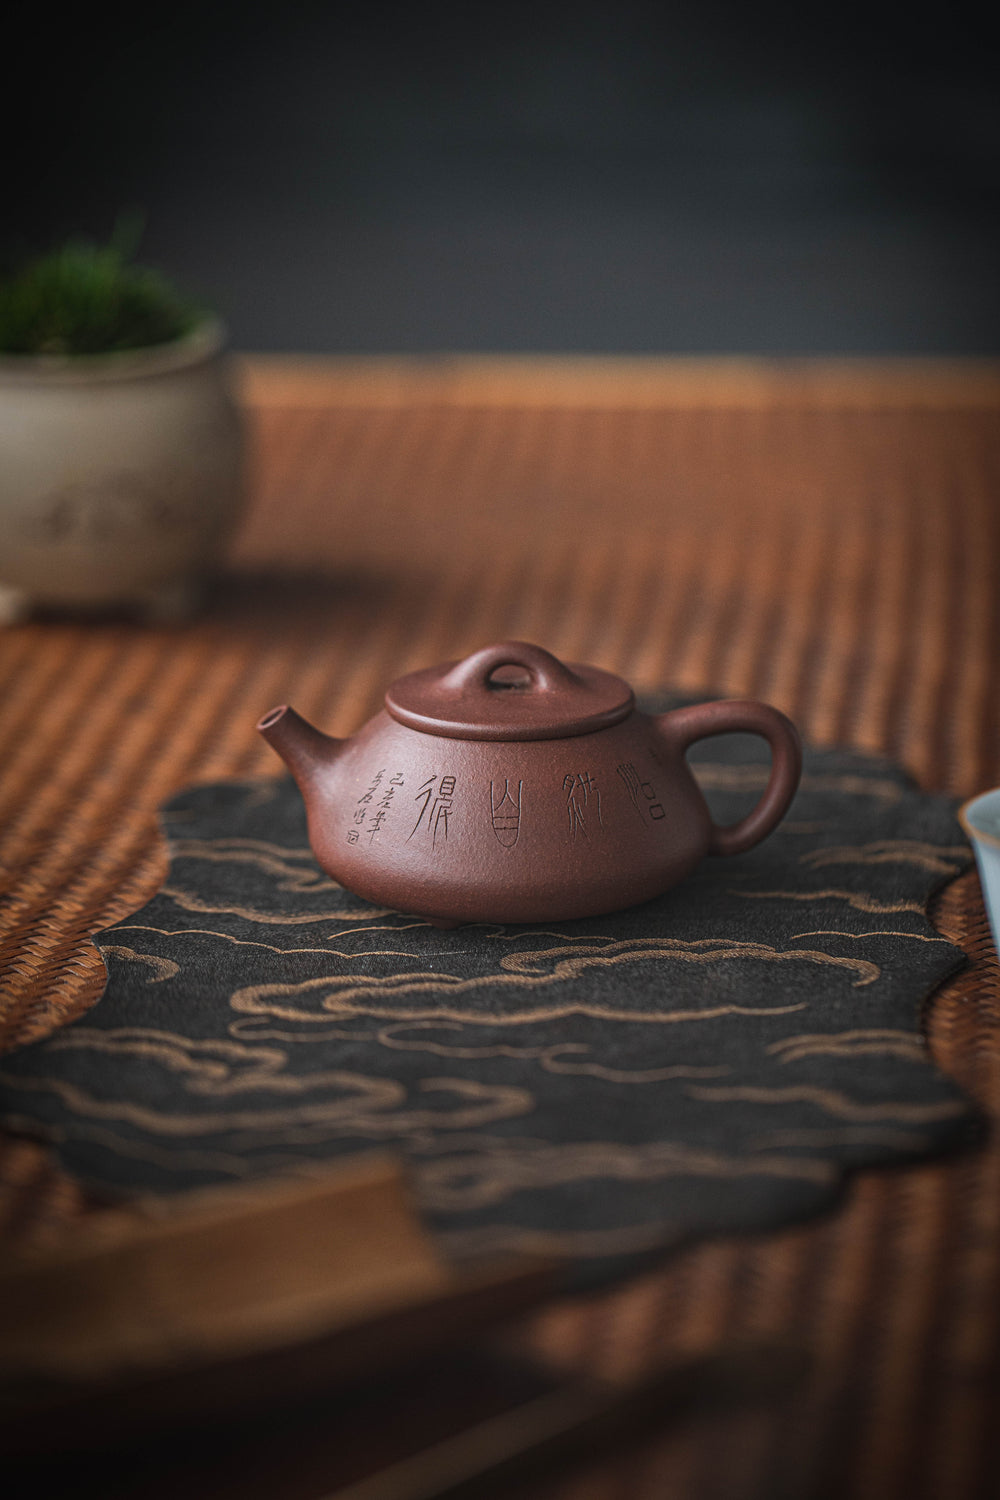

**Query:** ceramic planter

left=0, top=319, right=244, bottom=621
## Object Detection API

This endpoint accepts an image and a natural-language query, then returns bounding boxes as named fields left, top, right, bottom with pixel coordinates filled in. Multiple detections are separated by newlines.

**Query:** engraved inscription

left=409, top=774, right=457, bottom=849
left=347, top=769, right=404, bottom=845
left=490, top=779, right=523, bottom=848
left=617, top=761, right=666, bottom=824
left=564, top=771, right=602, bottom=839
left=368, top=772, right=405, bottom=843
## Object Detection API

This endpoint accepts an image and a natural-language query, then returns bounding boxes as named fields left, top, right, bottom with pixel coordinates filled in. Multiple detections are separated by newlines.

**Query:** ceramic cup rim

left=958, top=788, right=1000, bottom=852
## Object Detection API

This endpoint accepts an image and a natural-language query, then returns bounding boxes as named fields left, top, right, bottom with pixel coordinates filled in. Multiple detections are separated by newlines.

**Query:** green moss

left=0, top=234, right=202, bottom=357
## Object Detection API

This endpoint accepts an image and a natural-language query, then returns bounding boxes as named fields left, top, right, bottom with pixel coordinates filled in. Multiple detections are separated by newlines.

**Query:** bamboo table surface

left=2, top=357, right=1000, bottom=1499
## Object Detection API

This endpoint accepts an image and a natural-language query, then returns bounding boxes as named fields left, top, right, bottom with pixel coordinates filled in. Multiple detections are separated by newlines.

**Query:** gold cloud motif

left=227, top=975, right=809, bottom=1029
left=767, top=1029, right=926, bottom=1064
left=45, top=1028, right=290, bottom=1092
left=418, top=1138, right=835, bottom=1211
left=225, top=935, right=876, bottom=1029
left=171, top=839, right=333, bottom=892
left=0, top=1110, right=257, bottom=1179
left=747, top=1126, right=932, bottom=1151
left=96, top=947, right=179, bottom=984
left=788, top=928, right=951, bottom=944
left=497, top=938, right=879, bottom=987
left=0, top=1066, right=533, bottom=1139
left=212, top=1079, right=536, bottom=1152
left=800, top=841, right=968, bottom=875
left=165, top=781, right=279, bottom=818
left=228, top=1018, right=378, bottom=1045
left=685, top=1083, right=965, bottom=1123
left=112, top=921, right=457, bottom=962
left=53, top=1122, right=263, bottom=1177
left=177, top=837, right=314, bottom=857
left=161, top=884, right=396, bottom=923
left=373, top=1022, right=732, bottom=1082
left=733, top=888, right=924, bottom=914
left=691, top=765, right=904, bottom=801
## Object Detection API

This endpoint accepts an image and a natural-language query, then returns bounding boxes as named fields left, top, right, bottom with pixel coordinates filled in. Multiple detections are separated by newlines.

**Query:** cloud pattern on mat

left=0, top=697, right=977, bottom=1285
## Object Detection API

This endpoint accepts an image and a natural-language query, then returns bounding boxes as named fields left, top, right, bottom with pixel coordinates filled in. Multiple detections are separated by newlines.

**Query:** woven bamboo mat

left=2, top=358, right=999, bottom=1498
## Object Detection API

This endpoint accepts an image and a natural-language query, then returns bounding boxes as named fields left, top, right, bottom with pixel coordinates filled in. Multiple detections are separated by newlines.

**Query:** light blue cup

left=960, top=789, right=1000, bottom=957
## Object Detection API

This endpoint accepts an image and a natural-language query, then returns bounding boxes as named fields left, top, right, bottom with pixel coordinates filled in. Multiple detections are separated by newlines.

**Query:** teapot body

left=258, top=642, right=802, bottom=927
left=306, top=709, right=714, bottom=925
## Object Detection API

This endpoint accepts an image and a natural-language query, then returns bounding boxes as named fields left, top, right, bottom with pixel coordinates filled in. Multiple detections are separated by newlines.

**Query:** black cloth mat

left=0, top=696, right=977, bottom=1286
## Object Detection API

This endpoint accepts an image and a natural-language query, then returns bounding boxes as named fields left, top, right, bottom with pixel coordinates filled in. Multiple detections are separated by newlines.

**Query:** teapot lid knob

left=385, top=642, right=634, bottom=742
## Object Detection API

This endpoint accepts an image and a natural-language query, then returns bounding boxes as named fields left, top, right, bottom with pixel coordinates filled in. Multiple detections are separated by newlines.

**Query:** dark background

left=10, top=0, right=1000, bottom=353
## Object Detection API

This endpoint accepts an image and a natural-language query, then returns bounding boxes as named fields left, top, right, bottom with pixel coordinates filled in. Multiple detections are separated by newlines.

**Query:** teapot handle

left=654, top=700, right=802, bottom=856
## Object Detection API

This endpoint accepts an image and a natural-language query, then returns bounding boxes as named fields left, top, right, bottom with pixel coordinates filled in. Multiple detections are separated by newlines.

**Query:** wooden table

left=2, top=358, right=1000, bottom=1499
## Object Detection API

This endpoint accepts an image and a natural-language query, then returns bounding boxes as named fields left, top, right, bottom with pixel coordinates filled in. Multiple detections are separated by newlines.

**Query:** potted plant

left=0, top=232, right=244, bottom=622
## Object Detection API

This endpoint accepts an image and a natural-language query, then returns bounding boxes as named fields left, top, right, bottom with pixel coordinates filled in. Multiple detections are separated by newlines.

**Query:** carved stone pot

left=0, top=319, right=244, bottom=622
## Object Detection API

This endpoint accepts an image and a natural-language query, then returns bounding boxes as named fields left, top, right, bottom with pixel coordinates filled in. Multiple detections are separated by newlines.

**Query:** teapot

left=257, top=642, right=802, bottom=927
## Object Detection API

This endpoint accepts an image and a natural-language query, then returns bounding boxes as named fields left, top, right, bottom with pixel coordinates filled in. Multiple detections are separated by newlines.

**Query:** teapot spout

left=256, top=705, right=342, bottom=790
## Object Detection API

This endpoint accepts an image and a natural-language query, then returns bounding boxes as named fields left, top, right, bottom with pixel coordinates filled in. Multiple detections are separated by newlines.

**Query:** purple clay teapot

left=257, top=642, right=802, bottom=927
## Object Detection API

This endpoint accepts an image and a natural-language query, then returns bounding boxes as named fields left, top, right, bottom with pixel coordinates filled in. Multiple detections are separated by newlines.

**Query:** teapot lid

left=385, top=642, right=634, bottom=742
